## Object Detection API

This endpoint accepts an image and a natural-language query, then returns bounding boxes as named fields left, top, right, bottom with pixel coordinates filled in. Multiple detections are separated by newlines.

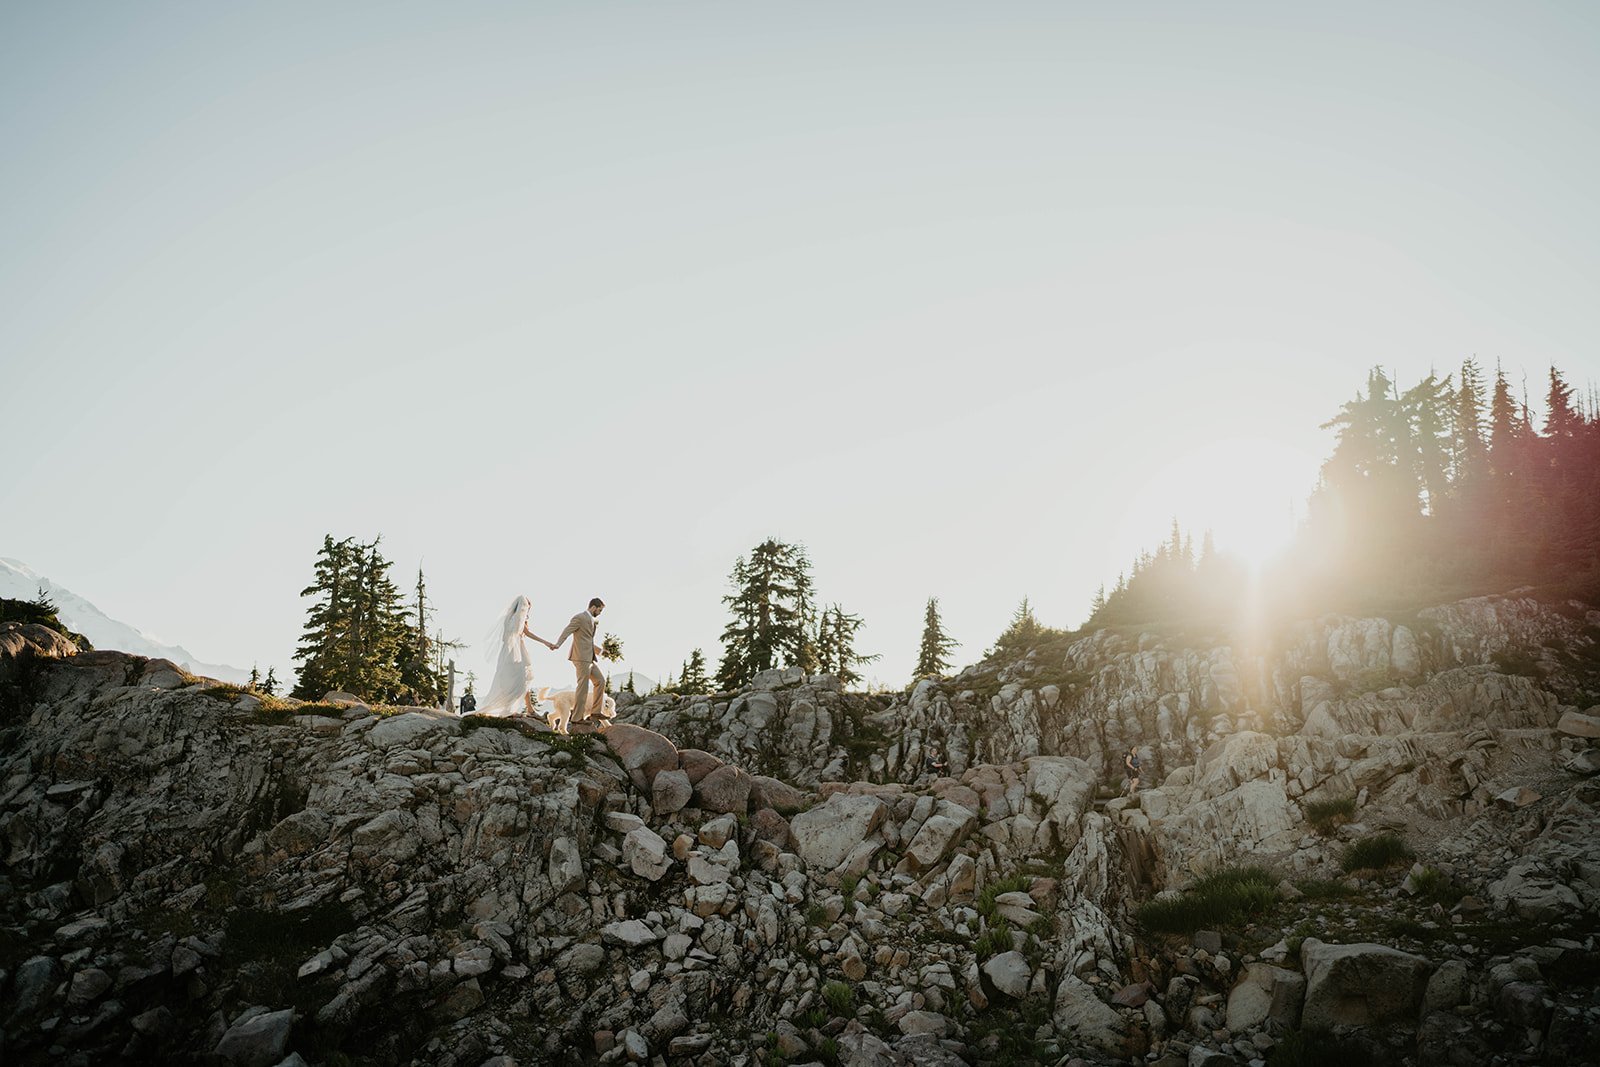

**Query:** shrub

left=974, top=917, right=1014, bottom=960
left=1340, top=833, right=1412, bottom=873
left=1303, top=795, right=1356, bottom=834
left=821, top=980, right=854, bottom=1016
left=1407, top=866, right=1463, bottom=907
left=976, top=874, right=1030, bottom=921
left=805, top=903, right=828, bottom=928
left=1135, top=866, right=1279, bottom=934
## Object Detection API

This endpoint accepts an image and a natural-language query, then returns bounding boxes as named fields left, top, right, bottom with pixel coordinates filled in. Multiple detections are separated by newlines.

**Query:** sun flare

left=1114, top=437, right=1322, bottom=571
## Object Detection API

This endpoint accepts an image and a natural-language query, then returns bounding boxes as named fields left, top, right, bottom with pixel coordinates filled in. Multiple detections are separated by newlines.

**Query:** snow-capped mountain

left=0, top=558, right=250, bottom=684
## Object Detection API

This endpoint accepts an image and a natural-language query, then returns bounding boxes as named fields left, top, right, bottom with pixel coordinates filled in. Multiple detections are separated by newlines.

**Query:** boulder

left=903, top=808, right=976, bottom=871
left=368, top=711, right=458, bottom=749
left=1052, top=974, right=1126, bottom=1053
left=214, top=1008, right=296, bottom=1067
left=790, top=793, right=886, bottom=870
left=750, top=808, right=793, bottom=848
left=548, top=836, right=584, bottom=894
left=677, top=748, right=724, bottom=785
left=694, top=765, right=752, bottom=814
left=698, top=814, right=739, bottom=849
left=982, top=951, right=1031, bottom=999
left=1493, top=786, right=1540, bottom=809
left=1226, top=961, right=1303, bottom=1031
left=623, top=826, right=672, bottom=881
left=1556, top=709, right=1600, bottom=738
left=603, top=724, right=680, bottom=790
left=652, top=769, right=692, bottom=814
left=601, top=920, right=660, bottom=950
left=1488, top=860, right=1582, bottom=922
left=1300, top=940, right=1432, bottom=1031
left=749, top=775, right=808, bottom=814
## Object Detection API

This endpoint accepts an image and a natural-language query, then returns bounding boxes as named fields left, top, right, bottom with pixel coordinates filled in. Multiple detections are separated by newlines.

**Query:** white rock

left=981, top=951, right=1031, bottom=999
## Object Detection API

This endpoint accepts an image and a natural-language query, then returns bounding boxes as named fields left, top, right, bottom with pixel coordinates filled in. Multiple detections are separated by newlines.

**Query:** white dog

left=540, top=687, right=617, bottom=735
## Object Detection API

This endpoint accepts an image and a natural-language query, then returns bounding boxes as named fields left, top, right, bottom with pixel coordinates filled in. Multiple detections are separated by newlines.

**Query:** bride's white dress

left=475, top=595, right=536, bottom=717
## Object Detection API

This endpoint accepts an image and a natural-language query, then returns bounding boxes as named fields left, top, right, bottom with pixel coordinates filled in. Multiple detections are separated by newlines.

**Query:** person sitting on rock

left=1123, top=746, right=1141, bottom=796
left=923, top=742, right=948, bottom=779
left=458, top=687, right=476, bottom=715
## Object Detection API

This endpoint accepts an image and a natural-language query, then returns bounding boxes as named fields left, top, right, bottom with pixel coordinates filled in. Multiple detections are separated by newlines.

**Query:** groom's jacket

left=557, top=611, right=597, bottom=664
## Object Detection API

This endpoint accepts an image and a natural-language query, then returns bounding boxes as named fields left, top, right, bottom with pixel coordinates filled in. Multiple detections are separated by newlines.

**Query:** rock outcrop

left=2, top=591, right=1598, bottom=1065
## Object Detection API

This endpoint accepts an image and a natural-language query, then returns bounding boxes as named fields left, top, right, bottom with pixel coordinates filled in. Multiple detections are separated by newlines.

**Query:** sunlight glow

left=1114, top=437, right=1323, bottom=569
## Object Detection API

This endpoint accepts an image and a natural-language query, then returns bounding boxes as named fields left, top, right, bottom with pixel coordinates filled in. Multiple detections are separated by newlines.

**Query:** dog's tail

left=536, top=686, right=551, bottom=703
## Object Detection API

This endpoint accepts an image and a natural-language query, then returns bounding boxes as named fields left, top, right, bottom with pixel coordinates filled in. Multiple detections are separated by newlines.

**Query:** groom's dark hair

left=589, top=597, right=605, bottom=609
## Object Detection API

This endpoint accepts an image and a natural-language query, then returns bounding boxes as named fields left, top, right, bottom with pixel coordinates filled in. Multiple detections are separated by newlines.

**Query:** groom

left=551, top=597, right=606, bottom=721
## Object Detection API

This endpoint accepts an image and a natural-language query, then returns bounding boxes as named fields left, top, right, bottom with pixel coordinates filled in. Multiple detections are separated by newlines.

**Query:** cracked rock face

left=2, top=592, right=1598, bottom=1066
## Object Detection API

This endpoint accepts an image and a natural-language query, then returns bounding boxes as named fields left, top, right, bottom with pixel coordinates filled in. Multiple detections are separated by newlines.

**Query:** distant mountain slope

left=0, top=558, right=249, bottom=684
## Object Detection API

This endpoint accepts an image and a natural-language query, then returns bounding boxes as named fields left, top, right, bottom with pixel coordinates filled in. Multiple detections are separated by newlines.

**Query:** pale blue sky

left=3, top=3, right=1597, bottom=688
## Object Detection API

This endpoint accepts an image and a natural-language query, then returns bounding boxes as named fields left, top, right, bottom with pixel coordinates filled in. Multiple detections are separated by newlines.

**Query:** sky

left=3, top=2, right=1598, bottom=690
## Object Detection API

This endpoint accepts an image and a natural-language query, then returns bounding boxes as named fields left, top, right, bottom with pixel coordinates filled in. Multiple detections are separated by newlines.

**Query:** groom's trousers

left=572, top=659, right=605, bottom=720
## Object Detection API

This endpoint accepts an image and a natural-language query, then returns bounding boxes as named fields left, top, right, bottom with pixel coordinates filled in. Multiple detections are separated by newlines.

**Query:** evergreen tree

left=1401, top=371, right=1453, bottom=515
left=679, top=648, right=710, bottom=694
left=248, top=664, right=261, bottom=691
left=291, top=535, right=428, bottom=703
left=395, top=566, right=445, bottom=705
left=291, top=535, right=356, bottom=700
left=914, top=597, right=959, bottom=678
left=1451, top=357, right=1488, bottom=484
left=1544, top=366, right=1581, bottom=440
left=814, top=604, right=879, bottom=687
left=716, top=539, right=817, bottom=689
left=991, top=596, right=1041, bottom=658
left=1488, top=365, right=1520, bottom=473
left=260, top=667, right=278, bottom=696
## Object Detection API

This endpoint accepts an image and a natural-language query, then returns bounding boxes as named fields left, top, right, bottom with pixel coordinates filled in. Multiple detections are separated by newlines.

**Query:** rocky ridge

left=0, top=591, right=1597, bottom=1066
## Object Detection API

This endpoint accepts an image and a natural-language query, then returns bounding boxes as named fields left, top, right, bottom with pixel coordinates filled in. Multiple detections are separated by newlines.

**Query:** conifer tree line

left=1086, top=360, right=1600, bottom=629
left=291, top=535, right=455, bottom=704
left=714, top=538, right=878, bottom=689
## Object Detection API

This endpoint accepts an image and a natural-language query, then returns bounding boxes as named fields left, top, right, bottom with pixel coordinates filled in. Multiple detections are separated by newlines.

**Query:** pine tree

left=680, top=648, right=710, bottom=694
left=1489, top=365, right=1520, bottom=474
left=814, top=604, right=879, bottom=687
left=291, top=535, right=356, bottom=700
left=914, top=597, right=959, bottom=678
left=1401, top=371, right=1454, bottom=515
left=1451, top=358, right=1488, bottom=483
left=992, top=596, right=1041, bottom=658
left=1545, top=366, right=1580, bottom=440
left=716, top=539, right=818, bottom=689
left=248, top=664, right=261, bottom=691
left=261, top=667, right=278, bottom=696
left=291, top=535, right=417, bottom=703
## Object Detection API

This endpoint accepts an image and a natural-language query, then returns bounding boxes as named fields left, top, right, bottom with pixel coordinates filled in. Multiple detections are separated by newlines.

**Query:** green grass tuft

left=1136, top=866, right=1279, bottom=934
left=976, top=873, right=1030, bottom=921
left=974, top=917, right=1014, bottom=959
left=1340, top=833, right=1412, bottom=873
left=821, top=980, right=854, bottom=1016
left=1303, top=795, right=1356, bottom=834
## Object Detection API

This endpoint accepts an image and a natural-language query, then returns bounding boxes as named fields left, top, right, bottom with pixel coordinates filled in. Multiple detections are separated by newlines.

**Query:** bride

left=473, top=595, right=556, bottom=717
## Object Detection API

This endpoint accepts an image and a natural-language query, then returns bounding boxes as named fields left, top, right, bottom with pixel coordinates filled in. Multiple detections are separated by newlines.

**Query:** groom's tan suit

left=556, top=610, right=605, bottom=718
